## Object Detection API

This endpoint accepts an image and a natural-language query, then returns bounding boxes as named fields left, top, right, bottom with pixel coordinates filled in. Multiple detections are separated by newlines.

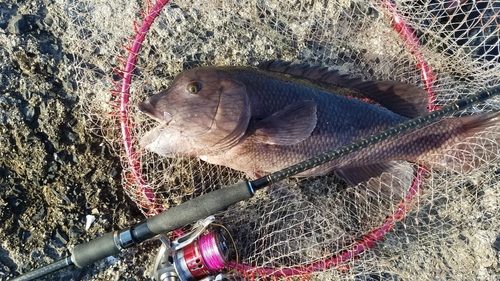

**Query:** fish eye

left=186, top=81, right=202, bottom=94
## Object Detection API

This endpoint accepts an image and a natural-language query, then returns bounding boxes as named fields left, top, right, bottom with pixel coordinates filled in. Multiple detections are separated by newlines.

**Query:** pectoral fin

left=335, top=161, right=415, bottom=199
left=253, top=100, right=317, bottom=145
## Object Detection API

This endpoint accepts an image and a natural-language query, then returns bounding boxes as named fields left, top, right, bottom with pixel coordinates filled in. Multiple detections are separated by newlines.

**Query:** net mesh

left=61, top=0, right=500, bottom=279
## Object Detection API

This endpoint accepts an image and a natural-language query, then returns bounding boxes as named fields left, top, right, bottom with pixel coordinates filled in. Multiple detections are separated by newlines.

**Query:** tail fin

left=424, top=111, right=500, bottom=173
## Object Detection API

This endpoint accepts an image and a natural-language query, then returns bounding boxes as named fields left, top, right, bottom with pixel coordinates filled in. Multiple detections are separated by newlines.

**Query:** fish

left=138, top=60, right=500, bottom=198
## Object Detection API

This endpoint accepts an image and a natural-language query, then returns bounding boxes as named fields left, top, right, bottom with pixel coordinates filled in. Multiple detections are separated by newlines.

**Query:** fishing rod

left=10, top=85, right=500, bottom=281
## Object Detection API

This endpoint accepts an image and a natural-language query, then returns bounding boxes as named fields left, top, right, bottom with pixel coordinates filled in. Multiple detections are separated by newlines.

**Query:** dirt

left=0, top=1, right=157, bottom=280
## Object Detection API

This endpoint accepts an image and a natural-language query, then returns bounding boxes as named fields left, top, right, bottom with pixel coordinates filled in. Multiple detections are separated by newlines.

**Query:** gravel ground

left=0, top=1, right=157, bottom=280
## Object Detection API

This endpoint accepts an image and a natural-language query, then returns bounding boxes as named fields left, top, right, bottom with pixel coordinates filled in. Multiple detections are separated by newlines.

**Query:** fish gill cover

left=67, top=0, right=500, bottom=279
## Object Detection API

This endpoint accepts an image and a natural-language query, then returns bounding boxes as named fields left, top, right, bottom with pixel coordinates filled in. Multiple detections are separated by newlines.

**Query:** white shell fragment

left=85, top=215, right=96, bottom=230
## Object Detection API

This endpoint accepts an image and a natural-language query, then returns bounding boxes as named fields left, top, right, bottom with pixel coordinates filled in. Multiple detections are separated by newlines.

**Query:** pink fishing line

left=200, top=232, right=228, bottom=271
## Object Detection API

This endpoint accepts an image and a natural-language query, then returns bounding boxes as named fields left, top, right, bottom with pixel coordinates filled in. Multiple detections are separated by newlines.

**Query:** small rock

left=26, top=133, right=40, bottom=141
left=8, top=196, right=24, bottom=215
left=7, top=15, right=28, bottom=34
left=88, top=170, right=97, bottom=182
left=31, top=204, right=46, bottom=221
left=17, top=219, right=25, bottom=229
left=110, top=167, right=119, bottom=178
left=63, top=81, right=75, bottom=92
left=69, top=226, right=84, bottom=239
left=21, top=91, right=31, bottom=100
left=63, top=128, right=79, bottom=143
left=53, top=228, right=68, bottom=247
left=7, top=15, right=38, bottom=34
left=40, top=40, right=60, bottom=56
left=21, top=229, right=31, bottom=244
left=44, top=174, right=56, bottom=182
left=0, top=97, right=13, bottom=107
left=54, top=150, right=69, bottom=165
left=22, top=105, right=36, bottom=123
left=493, top=235, right=500, bottom=251
left=43, top=244, right=59, bottom=260
left=38, top=100, right=47, bottom=116
left=106, top=256, right=117, bottom=265
left=45, top=64, right=57, bottom=75
left=72, top=154, right=79, bottom=164
left=43, top=140, right=57, bottom=154
left=47, top=163, right=58, bottom=173
left=0, top=109, right=6, bottom=125
left=43, top=17, right=53, bottom=27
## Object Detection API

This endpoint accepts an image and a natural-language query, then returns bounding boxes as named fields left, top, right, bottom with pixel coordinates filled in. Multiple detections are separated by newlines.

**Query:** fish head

left=138, top=67, right=251, bottom=156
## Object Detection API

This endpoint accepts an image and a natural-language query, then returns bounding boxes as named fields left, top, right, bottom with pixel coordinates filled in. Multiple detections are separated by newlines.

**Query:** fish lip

left=138, top=101, right=173, bottom=125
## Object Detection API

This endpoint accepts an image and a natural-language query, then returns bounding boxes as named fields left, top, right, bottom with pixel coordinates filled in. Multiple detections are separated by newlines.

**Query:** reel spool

left=153, top=216, right=235, bottom=281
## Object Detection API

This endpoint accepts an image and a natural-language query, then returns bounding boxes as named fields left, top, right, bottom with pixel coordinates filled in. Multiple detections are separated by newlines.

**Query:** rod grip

left=71, top=232, right=118, bottom=268
left=70, top=180, right=254, bottom=268
left=147, top=180, right=254, bottom=233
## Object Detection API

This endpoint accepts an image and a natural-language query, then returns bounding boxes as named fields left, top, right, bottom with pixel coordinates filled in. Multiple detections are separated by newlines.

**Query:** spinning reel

left=152, top=216, right=236, bottom=281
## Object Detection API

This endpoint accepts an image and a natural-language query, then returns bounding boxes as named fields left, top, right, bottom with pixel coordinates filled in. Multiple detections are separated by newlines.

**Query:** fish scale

left=138, top=60, right=500, bottom=197
left=208, top=69, right=409, bottom=173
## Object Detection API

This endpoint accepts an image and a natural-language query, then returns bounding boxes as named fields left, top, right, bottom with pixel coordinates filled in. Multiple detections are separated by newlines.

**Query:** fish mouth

left=138, top=101, right=173, bottom=125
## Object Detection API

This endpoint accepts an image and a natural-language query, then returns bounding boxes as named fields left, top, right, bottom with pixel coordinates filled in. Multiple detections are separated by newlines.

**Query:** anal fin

left=335, top=161, right=416, bottom=200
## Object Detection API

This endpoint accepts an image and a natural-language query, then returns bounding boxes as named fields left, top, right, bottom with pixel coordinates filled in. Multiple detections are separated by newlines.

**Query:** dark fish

left=138, top=60, right=499, bottom=197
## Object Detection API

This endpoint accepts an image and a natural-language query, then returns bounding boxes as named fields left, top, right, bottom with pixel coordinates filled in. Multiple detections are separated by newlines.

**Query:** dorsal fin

left=258, top=60, right=430, bottom=118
